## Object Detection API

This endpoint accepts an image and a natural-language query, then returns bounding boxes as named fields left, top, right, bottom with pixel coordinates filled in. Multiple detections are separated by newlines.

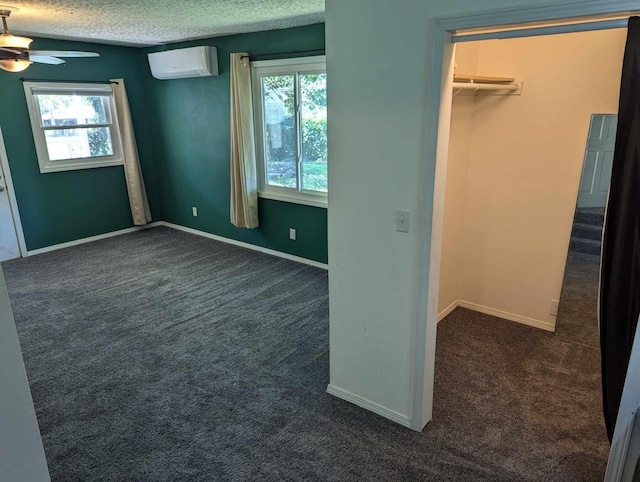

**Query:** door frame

left=412, top=0, right=638, bottom=430
left=0, top=127, right=27, bottom=258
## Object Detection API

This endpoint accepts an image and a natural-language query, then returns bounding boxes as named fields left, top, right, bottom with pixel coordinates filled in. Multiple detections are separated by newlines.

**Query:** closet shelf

left=452, top=74, right=522, bottom=95
left=453, top=74, right=515, bottom=84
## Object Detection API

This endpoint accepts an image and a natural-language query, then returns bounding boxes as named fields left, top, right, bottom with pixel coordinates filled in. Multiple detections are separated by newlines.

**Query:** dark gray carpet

left=555, top=251, right=601, bottom=348
left=2, top=227, right=608, bottom=481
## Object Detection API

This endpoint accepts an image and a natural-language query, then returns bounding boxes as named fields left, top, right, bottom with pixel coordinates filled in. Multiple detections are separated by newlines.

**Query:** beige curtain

left=111, top=78, right=152, bottom=226
left=229, top=53, right=259, bottom=228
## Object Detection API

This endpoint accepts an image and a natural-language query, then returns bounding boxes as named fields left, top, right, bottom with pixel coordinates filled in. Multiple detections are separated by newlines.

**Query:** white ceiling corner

left=2, top=0, right=325, bottom=47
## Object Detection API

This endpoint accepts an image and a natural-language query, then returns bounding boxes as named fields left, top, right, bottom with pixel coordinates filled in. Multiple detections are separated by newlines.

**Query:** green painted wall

left=144, top=24, right=328, bottom=263
left=0, top=37, right=161, bottom=250
left=2, top=25, right=328, bottom=263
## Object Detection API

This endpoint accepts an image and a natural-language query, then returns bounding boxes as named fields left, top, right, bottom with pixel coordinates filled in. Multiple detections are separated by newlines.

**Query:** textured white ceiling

left=1, top=0, right=325, bottom=47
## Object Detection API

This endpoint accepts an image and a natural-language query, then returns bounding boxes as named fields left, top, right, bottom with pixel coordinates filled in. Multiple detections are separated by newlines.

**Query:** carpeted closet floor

left=2, top=227, right=608, bottom=481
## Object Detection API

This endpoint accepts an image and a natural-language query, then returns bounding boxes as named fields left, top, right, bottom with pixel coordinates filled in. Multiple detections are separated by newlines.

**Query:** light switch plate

left=396, top=209, right=410, bottom=233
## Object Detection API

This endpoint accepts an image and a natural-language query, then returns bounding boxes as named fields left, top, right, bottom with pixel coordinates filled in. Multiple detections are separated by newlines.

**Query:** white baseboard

left=26, top=222, right=162, bottom=256
left=437, top=299, right=459, bottom=322
left=457, top=300, right=556, bottom=332
left=326, top=384, right=412, bottom=429
left=22, top=221, right=328, bottom=270
left=160, top=222, right=328, bottom=270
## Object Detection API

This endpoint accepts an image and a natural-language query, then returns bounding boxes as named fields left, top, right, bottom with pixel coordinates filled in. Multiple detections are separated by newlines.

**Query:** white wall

left=326, top=0, right=634, bottom=429
left=326, top=0, right=430, bottom=422
left=437, top=45, right=479, bottom=317
left=437, top=96, right=475, bottom=317
left=439, top=29, right=625, bottom=329
left=0, top=267, right=49, bottom=481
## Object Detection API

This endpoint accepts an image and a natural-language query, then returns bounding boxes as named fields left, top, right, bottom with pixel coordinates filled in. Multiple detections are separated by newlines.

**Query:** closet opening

left=430, top=20, right=627, bottom=479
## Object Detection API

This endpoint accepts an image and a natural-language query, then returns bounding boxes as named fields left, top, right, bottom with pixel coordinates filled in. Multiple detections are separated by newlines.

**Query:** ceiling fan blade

left=0, top=46, right=21, bottom=55
left=27, top=50, right=99, bottom=58
left=29, top=55, right=65, bottom=65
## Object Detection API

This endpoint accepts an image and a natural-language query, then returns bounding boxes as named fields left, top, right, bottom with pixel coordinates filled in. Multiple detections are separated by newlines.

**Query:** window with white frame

left=23, top=82, right=123, bottom=174
left=251, top=56, right=327, bottom=207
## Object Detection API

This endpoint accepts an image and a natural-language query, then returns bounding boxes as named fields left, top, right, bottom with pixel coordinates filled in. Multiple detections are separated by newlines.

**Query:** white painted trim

left=26, top=222, right=162, bottom=256
left=258, top=191, right=327, bottom=209
left=251, top=55, right=326, bottom=69
left=251, top=57, right=328, bottom=204
left=606, top=411, right=636, bottom=482
left=622, top=414, right=640, bottom=481
left=452, top=18, right=628, bottom=43
left=414, top=0, right=629, bottom=435
left=605, top=317, right=640, bottom=481
left=0, top=128, right=27, bottom=258
left=436, top=1, right=640, bottom=32
left=411, top=24, right=453, bottom=432
left=457, top=301, right=555, bottom=332
left=22, top=220, right=328, bottom=270
left=326, top=384, right=412, bottom=429
left=160, top=222, right=328, bottom=270
left=437, top=300, right=459, bottom=322
left=436, top=299, right=555, bottom=332
left=22, top=81, right=124, bottom=174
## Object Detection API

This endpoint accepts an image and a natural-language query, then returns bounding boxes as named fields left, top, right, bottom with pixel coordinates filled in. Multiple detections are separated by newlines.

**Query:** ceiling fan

left=0, top=5, right=99, bottom=72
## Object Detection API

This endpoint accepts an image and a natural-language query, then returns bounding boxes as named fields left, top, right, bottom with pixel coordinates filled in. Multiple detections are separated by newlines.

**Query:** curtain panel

left=599, top=16, right=640, bottom=441
left=229, top=53, right=259, bottom=229
left=111, top=78, right=152, bottom=226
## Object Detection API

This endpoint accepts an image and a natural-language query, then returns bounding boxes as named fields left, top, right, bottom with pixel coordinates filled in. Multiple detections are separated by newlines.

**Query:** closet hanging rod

left=452, top=82, right=519, bottom=91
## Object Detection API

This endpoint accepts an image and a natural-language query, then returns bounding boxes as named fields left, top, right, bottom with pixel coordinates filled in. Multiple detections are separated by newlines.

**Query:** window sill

left=258, top=191, right=327, bottom=209
left=38, top=158, right=124, bottom=174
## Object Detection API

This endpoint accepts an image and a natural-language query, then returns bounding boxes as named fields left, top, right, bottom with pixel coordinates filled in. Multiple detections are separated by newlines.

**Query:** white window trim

left=23, top=81, right=124, bottom=174
left=251, top=56, right=327, bottom=208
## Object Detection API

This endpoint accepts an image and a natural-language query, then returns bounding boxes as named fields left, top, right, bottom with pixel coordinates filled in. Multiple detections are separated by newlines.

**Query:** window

left=252, top=56, right=327, bottom=207
left=23, top=82, right=123, bottom=173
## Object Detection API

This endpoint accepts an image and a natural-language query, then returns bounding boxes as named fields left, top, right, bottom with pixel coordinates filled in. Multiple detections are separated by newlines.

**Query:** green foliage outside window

left=37, top=93, right=114, bottom=158
left=262, top=73, right=327, bottom=192
left=87, top=97, right=112, bottom=157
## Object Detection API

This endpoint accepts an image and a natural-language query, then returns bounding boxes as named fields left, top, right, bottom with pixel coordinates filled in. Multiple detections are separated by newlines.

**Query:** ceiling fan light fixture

left=0, top=32, right=31, bottom=49
left=0, top=7, right=96, bottom=71
left=0, top=57, right=31, bottom=72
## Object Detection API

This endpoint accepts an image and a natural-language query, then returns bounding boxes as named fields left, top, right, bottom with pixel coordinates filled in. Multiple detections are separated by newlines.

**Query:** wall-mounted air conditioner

left=148, top=46, right=219, bottom=80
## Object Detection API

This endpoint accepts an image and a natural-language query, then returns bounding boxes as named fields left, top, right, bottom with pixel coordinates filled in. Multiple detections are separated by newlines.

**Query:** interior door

left=577, top=114, right=617, bottom=208
left=0, top=150, right=20, bottom=262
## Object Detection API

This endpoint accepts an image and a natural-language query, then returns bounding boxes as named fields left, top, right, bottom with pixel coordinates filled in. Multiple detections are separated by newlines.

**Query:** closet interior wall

left=439, top=28, right=626, bottom=330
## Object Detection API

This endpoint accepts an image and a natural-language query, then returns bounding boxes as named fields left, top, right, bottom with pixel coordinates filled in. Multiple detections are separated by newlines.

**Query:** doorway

left=436, top=30, right=624, bottom=331
left=0, top=127, right=25, bottom=261
left=416, top=7, right=640, bottom=433
left=431, top=27, right=623, bottom=477
left=406, top=6, right=640, bottom=478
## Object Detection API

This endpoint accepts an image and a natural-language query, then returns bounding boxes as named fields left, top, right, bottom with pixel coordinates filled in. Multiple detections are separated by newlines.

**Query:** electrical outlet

left=396, top=209, right=410, bottom=233
left=192, top=207, right=198, bottom=217
left=550, top=299, right=559, bottom=316
left=289, top=228, right=296, bottom=240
